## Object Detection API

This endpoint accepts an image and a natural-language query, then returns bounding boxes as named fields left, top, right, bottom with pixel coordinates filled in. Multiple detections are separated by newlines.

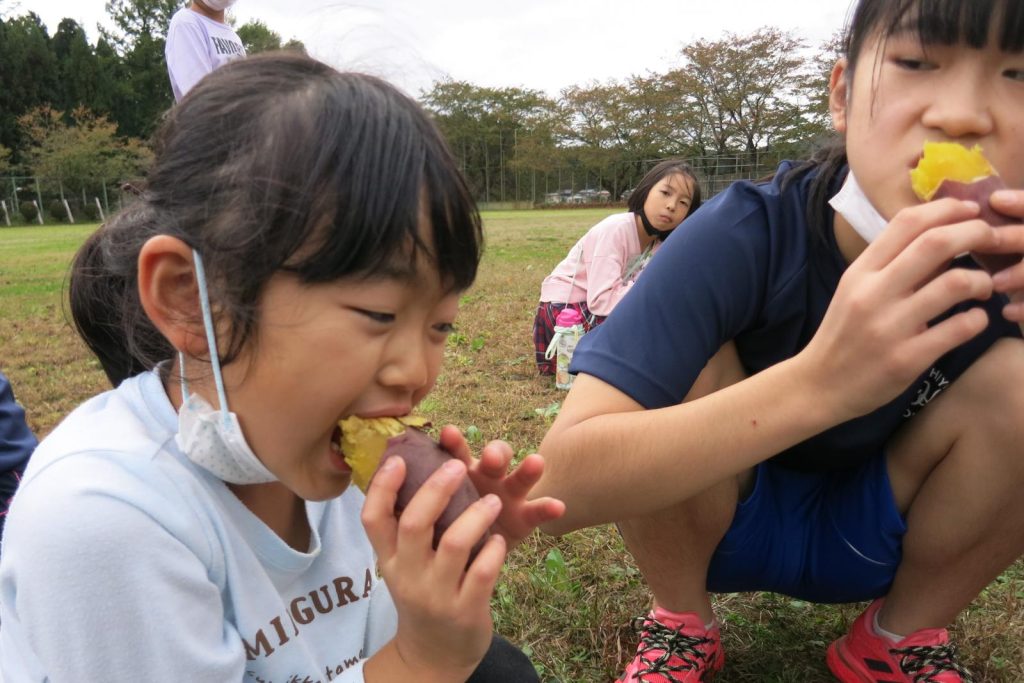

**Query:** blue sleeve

left=570, top=184, right=772, bottom=408
left=0, top=372, right=35, bottom=519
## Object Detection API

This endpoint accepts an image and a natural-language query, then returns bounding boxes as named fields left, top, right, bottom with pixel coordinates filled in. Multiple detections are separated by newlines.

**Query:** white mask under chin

left=174, top=249, right=276, bottom=485
left=201, top=0, right=237, bottom=11
left=828, top=171, right=888, bottom=244
left=177, top=390, right=276, bottom=484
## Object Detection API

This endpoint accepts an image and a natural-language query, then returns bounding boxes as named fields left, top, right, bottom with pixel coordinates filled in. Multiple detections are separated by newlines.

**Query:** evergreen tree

left=0, top=13, right=59, bottom=161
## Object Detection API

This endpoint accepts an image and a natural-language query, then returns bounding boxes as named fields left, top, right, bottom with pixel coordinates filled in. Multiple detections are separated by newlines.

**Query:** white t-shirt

left=166, top=6, right=247, bottom=101
left=0, top=369, right=398, bottom=682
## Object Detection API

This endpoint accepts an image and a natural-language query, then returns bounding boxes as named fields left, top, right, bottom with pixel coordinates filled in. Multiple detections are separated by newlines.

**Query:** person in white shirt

left=0, top=53, right=565, bottom=683
left=166, top=0, right=246, bottom=101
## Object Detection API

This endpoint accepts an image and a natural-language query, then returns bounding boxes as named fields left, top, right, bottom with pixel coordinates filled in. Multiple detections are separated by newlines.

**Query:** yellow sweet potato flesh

left=910, top=141, right=995, bottom=201
left=339, top=415, right=430, bottom=492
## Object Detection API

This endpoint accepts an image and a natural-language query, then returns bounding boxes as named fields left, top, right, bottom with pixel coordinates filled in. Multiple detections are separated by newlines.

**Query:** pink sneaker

left=827, top=599, right=973, bottom=682
left=616, top=607, right=724, bottom=682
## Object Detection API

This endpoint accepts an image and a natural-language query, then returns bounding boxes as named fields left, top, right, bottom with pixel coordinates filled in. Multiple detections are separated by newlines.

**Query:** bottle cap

left=554, top=308, right=584, bottom=327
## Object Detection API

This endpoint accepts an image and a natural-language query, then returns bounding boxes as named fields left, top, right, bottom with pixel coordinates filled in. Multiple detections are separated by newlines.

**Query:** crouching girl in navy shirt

left=532, top=0, right=1024, bottom=680
left=0, top=52, right=564, bottom=682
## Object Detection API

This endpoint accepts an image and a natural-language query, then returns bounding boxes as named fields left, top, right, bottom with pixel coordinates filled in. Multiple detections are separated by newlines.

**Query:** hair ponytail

left=68, top=202, right=173, bottom=386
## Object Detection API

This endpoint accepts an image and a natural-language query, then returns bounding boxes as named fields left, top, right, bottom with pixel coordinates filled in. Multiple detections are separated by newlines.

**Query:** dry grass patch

left=1, top=213, right=1021, bottom=682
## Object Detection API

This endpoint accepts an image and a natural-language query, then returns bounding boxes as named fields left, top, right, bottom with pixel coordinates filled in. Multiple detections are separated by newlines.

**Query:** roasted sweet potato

left=375, top=428, right=487, bottom=562
left=910, top=142, right=1021, bottom=273
left=339, top=416, right=487, bottom=562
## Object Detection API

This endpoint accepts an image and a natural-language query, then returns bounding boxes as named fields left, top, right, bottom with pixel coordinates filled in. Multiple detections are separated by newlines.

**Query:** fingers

left=990, top=189, right=1024, bottom=219
left=458, top=533, right=507, bottom=608
left=858, top=198, right=987, bottom=271
left=361, top=456, right=405, bottom=560
left=438, top=424, right=472, bottom=465
left=514, top=497, right=567, bottom=530
left=883, top=216, right=997, bottom=292
left=900, top=306, right=991, bottom=367
left=899, top=266, right=994, bottom=327
left=396, top=459, right=470, bottom=558
left=476, top=440, right=514, bottom=479
left=433, top=493, right=504, bottom=585
left=495, top=453, right=544, bottom=499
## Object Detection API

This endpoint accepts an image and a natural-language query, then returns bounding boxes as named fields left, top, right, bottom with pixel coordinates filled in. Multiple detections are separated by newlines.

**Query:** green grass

left=1, top=215, right=1022, bottom=681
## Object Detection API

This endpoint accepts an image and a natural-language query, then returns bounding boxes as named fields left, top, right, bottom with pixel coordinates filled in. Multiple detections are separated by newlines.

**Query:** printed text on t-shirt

left=244, top=569, right=374, bottom=660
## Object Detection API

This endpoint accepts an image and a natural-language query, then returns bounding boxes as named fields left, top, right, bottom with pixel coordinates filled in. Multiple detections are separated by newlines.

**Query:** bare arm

left=533, top=198, right=1001, bottom=535
left=533, top=355, right=830, bottom=535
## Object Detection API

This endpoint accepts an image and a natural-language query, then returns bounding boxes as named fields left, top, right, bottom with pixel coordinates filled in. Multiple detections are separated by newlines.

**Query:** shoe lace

left=627, top=615, right=714, bottom=680
left=891, top=643, right=974, bottom=683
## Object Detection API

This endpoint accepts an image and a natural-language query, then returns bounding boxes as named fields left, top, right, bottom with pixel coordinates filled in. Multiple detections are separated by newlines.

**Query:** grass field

left=1, top=214, right=1022, bottom=681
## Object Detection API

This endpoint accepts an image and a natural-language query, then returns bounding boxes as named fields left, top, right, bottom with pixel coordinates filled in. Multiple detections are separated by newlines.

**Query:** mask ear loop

left=189, top=249, right=232, bottom=426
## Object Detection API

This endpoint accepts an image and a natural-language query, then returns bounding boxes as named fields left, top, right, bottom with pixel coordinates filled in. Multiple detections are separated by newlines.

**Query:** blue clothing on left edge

left=0, top=371, right=35, bottom=536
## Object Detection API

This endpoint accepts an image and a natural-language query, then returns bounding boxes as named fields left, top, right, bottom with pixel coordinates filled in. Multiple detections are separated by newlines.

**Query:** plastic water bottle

left=545, top=308, right=585, bottom=390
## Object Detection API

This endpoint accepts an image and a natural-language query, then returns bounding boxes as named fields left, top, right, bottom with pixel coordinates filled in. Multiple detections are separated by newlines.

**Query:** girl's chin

left=300, top=472, right=353, bottom=502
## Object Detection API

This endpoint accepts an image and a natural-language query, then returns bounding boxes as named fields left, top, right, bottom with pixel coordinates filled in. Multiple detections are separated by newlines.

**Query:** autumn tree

left=671, top=27, right=817, bottom=164
left=422, top=80, right=559, bottom=203
left=802, top=29, right=845, bottom=148
left=18, top=105, right=152, bottom=201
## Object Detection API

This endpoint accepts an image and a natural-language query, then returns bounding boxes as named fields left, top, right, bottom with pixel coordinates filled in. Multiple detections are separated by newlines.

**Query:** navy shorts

left=706, top=454, right=907, bottom=603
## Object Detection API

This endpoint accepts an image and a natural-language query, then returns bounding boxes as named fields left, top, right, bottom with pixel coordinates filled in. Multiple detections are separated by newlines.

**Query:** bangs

left=869, top=0, right=1024, bottom=52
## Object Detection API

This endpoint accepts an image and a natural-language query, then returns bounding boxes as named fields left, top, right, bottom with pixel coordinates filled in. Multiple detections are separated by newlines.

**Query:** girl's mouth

left=329, top=424, right=350, bottom=472
left=331, top=424, right=343, bottom=453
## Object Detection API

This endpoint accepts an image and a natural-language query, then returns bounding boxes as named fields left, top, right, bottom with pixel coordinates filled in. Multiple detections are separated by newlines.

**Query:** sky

left=29, top=0, right=856, bottom=98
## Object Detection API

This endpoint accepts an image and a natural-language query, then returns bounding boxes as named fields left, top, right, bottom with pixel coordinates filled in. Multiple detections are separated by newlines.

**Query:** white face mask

left=174, top=250, right=276, bottom=485
left=200, top=0, right=237, bottom=11
left=828, top=171, right=889, bottom=244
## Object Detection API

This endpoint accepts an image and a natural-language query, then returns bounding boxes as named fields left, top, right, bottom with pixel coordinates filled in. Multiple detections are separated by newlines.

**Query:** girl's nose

left=921, top=75, right=993, bottom=139
left=378, top=336, right=430, bottom=393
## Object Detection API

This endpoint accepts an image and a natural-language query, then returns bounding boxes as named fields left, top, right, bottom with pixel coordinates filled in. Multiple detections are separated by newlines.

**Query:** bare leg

left=882, top=338, right=1024, bottom=634
left=616, top=341, right=751, bottom=624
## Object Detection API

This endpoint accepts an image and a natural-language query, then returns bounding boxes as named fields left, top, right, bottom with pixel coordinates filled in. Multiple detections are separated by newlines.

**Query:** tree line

left=422, top=27, right=841, bottom=205
left=0, top=0, right=841, bottom=223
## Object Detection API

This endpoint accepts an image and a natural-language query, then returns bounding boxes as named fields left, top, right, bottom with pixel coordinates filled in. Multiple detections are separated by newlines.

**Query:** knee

left=958, top=338, right=1024, bottom=466
left=619, top=475, right=742, bottom=539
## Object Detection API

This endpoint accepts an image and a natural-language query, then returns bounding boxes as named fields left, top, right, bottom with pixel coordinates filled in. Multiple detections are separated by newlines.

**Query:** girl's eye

left=1004, top=68, right=1024, bottom=82
left=894, top=57, right=934, bottom=71
left=356, top=308, right=394, bottom=324
left=434, top=322, right=456, bottom=335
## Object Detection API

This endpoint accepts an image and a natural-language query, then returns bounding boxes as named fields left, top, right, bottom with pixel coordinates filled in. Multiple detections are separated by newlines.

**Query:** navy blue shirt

left=572, top=162, right=1022, bottom=471
left=0, top=371, right=35, bottom=535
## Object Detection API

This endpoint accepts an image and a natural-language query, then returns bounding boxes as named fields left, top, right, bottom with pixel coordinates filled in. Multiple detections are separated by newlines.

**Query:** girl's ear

left=138, top=235, right=207, bottom=356
left=828, top=58, right=850, bottom=134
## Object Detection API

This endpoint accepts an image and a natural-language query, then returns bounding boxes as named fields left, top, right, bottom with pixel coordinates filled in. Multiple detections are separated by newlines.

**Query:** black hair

left=70, top=52, right=483, bottom=386
left=783, top=0, right=1024, bottom=241
left=626, top=159, right=703, bottom=217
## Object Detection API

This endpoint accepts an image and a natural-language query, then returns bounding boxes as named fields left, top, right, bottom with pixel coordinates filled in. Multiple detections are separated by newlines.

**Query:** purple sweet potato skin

left=935, top=176, right=1021, bottom=273
left=373, top=428, right=487, bottom=562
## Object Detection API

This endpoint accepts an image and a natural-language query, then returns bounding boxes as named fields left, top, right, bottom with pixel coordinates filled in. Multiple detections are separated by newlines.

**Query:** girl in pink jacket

left=533, top=160, right=702, bottom=374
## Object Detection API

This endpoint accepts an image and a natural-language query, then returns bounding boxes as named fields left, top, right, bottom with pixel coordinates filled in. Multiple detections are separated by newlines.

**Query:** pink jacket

left=539, top=212, right=658, bottom=317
